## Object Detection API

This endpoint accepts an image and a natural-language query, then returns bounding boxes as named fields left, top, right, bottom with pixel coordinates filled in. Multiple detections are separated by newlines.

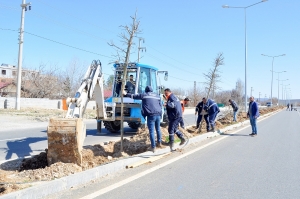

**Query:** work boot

left=151, top=147, right=156, bottom=153
left=170, top=142, right=175, bottom=152
left=157, top=142, right=162, bottom=148
left=179, top=137, right=186, bottom=145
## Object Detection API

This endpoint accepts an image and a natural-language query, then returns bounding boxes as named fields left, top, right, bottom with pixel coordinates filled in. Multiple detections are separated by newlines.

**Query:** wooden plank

left=126, top=152, right=171, bottom=169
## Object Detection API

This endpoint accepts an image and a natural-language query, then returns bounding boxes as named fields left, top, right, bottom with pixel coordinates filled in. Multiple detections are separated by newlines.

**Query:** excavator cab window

left=113, top=69, right=137, bottom=97
left=150, top=69, right=158, bottom=93
left=125, top=70, right=137, bottom=94
left=138, top=67, right=150, bottom=93
left=113, top=71, right=123, bottom=97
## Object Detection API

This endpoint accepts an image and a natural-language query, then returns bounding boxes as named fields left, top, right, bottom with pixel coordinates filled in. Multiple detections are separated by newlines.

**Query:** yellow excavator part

left=47, top=118, right=86, bottom=166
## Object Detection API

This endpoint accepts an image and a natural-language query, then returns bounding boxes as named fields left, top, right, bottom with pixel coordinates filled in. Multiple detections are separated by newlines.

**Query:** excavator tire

left=47, top=118, right=86, bottom=166
left=103, top=121, right=121, bottom=133
left=128, top=122, right=141, bottom=129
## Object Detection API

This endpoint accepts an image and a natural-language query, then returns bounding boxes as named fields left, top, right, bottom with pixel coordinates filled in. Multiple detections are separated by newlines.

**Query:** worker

left=291, top=103, right=293, bottom=111
left=286, top=103, right=290, bottom=111
left=179, top=97, right=190, bottom=129
left=125, top=75, right=135, bottom=94
left=203, top=98, right=220, bottom=132
left=126, top=86, right=162, bottom=153
left=195, top=98, right=210, bottom=132
left=115, top=73, right=122, bottom=97
left=247, top=96, right=259, bottom=136
left=229, top=99, right=239, bottom=122
left=164, top=88, right=186, bottom=151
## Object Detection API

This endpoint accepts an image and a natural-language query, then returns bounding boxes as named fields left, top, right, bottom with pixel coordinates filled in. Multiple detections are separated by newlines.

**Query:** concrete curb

left=1, top=109, right=282, bottom=199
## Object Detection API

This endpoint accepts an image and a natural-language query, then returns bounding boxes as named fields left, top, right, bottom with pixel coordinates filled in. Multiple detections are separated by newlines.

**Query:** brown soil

left=0, top=106, right=283, bottom=195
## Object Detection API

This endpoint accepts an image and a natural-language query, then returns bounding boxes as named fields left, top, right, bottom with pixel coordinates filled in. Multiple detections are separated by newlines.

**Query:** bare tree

left=20, top=63, right=60, bottom=98
left=104, top=75, right=114, bottom=91
left=203, top=53, right=224, bottom=99
left=171, top=88, right=186, bottom=99
left=108, top=11, right=141, bottom=153
left=60, top=58, right=86, bottom=98
left=231, top=79, right=244, bottom=107
left=215, top=90, right=232, bottom=105
left=187, top=86, right=204, bottom=107
left=198, top=53, right=224, bottom=133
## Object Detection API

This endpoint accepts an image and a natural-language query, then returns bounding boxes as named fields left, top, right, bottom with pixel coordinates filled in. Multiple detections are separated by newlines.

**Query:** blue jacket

left=127, top=86, right=162, bottom=118
left=205, top=99, right=220, bottom=115
left=166, top=93, right=182, bottom=120
left=248, top=101, right=259, bottom=118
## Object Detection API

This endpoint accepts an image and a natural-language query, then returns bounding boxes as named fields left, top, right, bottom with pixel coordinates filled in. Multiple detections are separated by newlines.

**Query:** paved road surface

left=49, top=110, right=300, bottom=199
left=0, top=108, right=207, bottom=162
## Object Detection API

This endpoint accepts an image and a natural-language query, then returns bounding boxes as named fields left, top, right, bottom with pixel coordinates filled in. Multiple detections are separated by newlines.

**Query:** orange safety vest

left=181, top=100, right=185, bottom=112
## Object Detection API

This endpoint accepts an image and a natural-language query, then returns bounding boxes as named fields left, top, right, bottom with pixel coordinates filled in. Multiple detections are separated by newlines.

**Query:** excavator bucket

left=47, top=118, right=86, bottom=166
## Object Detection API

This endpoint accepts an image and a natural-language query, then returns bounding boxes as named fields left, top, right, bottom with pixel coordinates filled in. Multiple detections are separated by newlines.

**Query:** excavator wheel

left=128, top=122, right=141, bottom=129
left=103, top=121, right=121, bottom=133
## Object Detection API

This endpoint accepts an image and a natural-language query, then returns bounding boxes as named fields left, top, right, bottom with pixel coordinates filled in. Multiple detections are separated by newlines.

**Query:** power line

left=24, top=31, right=113, bottom=58
left=1, top=28, right=113, bottom=58
left=147, top=53, right=202, bottom=76
left=147, top=45, right=200, bottom=70
left=36, top=0, right=116, bottom=34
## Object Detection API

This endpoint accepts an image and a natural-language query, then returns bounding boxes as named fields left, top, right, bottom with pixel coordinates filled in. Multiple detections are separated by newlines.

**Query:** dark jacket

left=166, top=93, right=182, bottom=120
left=230, top=100, right=239, bottom=111
left=126, top=86, right=162, bottom=118
left=195, top=101, right=207, bottom=115
left=247, top=101, right=259, bottom=118
left=205, top=99, right=220, bottom=115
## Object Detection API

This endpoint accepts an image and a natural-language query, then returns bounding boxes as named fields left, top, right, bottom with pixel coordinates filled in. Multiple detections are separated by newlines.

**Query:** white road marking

left=80, top=111, right=279, bottom=199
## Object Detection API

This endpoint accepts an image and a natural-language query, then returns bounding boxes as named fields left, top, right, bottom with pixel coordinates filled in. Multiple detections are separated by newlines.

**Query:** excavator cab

left=103, top=63, right=167, bottom=133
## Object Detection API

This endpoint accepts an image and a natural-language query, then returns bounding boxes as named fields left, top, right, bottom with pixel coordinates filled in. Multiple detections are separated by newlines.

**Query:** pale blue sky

left=0, top=0, right=299, bottom=99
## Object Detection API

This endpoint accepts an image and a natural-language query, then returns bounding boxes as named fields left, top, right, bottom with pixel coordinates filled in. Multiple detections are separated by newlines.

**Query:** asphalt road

left=0, top=108, right=203, bottom=162
left=49, top=109, right=300, bottom=199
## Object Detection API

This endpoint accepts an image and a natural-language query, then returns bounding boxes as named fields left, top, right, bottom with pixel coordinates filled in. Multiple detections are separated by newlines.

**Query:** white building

left=0, top=63, right=38, bottom=83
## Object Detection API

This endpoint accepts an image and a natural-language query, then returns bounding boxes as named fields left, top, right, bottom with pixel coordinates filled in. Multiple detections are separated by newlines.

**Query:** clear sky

left=0, top=0, right=299, bottom=99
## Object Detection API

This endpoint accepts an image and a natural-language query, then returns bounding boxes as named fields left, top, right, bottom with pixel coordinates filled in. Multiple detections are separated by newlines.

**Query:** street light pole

left=277, top=78, right=288, bottom=105
left=222, top=0, right=267, bottom=112
left=15, top=0, right=31, bottom=110
left=270, top=70, right=286, bottom=105
left=261, top=54, right=285, bottom=105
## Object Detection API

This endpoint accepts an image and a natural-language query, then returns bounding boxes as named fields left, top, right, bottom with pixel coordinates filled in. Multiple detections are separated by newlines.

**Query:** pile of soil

left=0, top=106, right=283, bottom=195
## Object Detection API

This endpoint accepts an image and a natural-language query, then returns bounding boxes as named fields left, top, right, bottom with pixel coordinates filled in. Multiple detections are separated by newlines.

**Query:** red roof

left=104, top=90, right=112, bottom=98
left=0, top=82, right=10, bottom=89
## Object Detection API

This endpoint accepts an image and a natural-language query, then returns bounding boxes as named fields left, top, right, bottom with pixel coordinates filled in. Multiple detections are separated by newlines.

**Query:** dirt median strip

left=0, top=107, right=283, bottom=198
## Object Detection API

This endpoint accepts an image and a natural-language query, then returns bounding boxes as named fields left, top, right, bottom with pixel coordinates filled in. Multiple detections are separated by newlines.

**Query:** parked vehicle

left=266, top=102, right=272, bottom=107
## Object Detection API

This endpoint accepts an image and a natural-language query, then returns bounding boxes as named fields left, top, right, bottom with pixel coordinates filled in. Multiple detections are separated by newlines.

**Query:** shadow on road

left=4, top=137, right=47, bottom=160
left=220, top=133, right=250, bottom=137
left=86, top=128, right=137, bottom=137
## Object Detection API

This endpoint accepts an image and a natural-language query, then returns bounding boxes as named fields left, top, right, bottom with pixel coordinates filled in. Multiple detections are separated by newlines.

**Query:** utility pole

left=259, top=92, right=261, bottom=103
left=15, top=0, right=31, bottom=110
left=137, top=37, right=146, bottom=62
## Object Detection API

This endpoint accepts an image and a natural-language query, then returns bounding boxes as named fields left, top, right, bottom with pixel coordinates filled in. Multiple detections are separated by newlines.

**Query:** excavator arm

left=65, top=60, right=107, bottom=119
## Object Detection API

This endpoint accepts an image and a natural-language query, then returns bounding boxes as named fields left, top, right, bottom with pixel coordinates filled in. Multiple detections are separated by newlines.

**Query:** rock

left=107, top=156, right=112, bottom=160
